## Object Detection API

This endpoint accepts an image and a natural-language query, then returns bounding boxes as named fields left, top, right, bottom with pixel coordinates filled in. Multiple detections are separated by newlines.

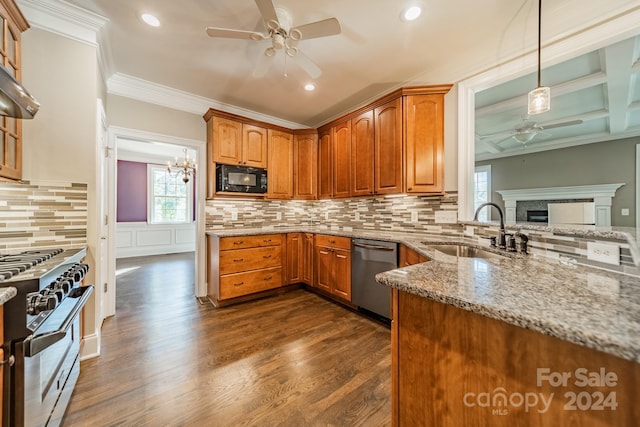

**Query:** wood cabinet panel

left=267, top=129, right=293, bottom=199
left=302, top=233, right=314, bottom=285
left=393, top=289, right=640, bottom=426
left=399, top=244, right=429, bottom=267
left=332, top=248, right=351, bottom=300
left=286, top=233, right=303, bottom=284
left=314, top=245, right=332, bottom=293
left=375, top=98, right=403, bottom=195
left=351, top=110, right=375, bottom=196
left=332, top=120, right=351, bottom=198
left=404, top=94, right=445, bottom=193
left=314, top=234, right=351, bottom=250
left=218, top=246, right=281, bottom=275
left=212, top=117, right=243, bottom=165
left=318, top=130, right=333, bottom=199
left=219, top=267, right=282, bottom=299
left=293, top=133, right=318, bottom=200
left=220, top=234, right=281, bottom=250
left=242, top=124, right=268, bottom=167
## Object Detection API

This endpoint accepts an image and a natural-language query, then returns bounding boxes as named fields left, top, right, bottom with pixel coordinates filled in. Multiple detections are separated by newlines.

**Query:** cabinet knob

left=408, top=187, right=412, bottom=191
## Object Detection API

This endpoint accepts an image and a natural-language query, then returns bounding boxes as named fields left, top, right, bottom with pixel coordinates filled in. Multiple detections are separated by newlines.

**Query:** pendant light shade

left=527, top=0, right=550, bottom=115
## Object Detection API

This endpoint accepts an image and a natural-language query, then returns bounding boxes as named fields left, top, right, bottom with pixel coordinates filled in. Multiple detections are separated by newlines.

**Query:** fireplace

left=527, top=210, right=548, bottom=223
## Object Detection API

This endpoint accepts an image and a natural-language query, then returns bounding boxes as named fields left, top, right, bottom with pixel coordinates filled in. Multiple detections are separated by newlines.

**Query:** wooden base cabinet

left=302, top=233, right=314, bottom=285
left=391, top=289, right=640, bottom=426
left=314, top=235, right=351, bottom=301
left=207, top=234, right=285, bottom=306
left=399, top=244, right=429, bottom=267
left=286, top=233, right=303, bottom=284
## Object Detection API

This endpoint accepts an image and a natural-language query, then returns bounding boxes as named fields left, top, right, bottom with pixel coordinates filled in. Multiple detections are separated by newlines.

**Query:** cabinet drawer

left=220, top=234, right=282, bottom=250
left=219, top=267, right=283, bottom=299
left=219, top=246, right=282, bottom=275
left=315, top=235, right=351, bottom=250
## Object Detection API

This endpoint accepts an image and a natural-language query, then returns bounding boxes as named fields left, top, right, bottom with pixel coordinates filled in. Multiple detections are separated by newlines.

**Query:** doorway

left=105, top=126, right=206, bottom=318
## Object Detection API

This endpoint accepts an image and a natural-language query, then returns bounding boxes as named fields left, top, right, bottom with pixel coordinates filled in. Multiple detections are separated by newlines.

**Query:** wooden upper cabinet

left=351, top=110, right=374, bottom=197
left=212, top=117, right=267, bottom=168
left=243, top=124, right=268, bottom=168
left=375, top=98, right=403, bottom=195
left=293, top=132, right=317, bottom=200
left=267, top=129, right=293, bottom=199
left=332, top=120, right=351, bottom=198
left=0, top=0, right=28, bottom=181
left=404, top=94, right=445, bottom=194
left=318, top=130, right=333, bottom=199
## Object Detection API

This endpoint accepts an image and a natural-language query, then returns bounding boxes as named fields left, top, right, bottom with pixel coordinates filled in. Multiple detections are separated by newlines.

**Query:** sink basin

left=423, top=244, right=507, bottom=260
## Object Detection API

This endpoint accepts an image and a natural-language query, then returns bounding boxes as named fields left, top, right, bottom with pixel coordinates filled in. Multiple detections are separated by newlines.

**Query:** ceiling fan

left=479, top=117, right=584, bottom=145
left=205, top=0, right=341, bottom=79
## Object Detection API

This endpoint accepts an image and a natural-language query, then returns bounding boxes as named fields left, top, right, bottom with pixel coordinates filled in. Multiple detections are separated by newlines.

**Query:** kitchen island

left=207, top=226, right=640, bottom=426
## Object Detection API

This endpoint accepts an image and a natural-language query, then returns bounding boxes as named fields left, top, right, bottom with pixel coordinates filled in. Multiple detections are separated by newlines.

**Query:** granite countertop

left=206, top=227, right=640, bottom=363
left=0, top=287, right=17, bottom=305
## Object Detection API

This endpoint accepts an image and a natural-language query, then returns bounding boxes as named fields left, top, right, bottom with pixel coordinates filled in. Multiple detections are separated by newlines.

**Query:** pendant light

left=527, top=0, right=550, bottom=115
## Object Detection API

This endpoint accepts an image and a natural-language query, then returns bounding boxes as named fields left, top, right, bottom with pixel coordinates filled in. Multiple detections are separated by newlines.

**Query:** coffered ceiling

left=20, top=0, right=640, bottom=130
left=475, top=35, right=640, bottom=161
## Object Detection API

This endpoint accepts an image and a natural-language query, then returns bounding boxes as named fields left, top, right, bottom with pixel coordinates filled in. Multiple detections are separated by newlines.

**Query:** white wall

left=20, top=27, right=101, bottom=357
left=116, top=222, right=196, bottom=258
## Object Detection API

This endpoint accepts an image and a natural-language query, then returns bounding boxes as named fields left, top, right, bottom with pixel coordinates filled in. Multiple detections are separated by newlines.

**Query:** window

left=474, top=165, right=491, bottom=221
left=147, top=164, right=192, bottom=224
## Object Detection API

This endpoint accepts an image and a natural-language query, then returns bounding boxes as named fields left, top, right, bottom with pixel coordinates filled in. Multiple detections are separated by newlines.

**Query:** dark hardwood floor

left=64, top=252, right=391, bottom=426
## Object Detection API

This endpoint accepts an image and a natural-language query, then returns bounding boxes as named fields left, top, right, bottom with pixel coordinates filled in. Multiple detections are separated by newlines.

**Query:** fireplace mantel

left=496, top=183, right=625, bottom=226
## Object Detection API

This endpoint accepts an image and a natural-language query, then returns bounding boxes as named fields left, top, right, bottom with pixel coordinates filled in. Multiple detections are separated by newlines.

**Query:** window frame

left=147, top=164, right=193, bottom=225
left=474, top=165, right=492, bottom=221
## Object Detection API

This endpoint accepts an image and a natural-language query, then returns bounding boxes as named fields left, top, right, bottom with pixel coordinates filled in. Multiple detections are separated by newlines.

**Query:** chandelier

left=167, top=148, right=196, bottom=183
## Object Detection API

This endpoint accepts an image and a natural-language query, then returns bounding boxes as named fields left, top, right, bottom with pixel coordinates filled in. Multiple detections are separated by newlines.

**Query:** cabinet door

left=332, top=248, right=351, bottom=301
left=212, top=117, right=243, bottom=165
left=318, top=130, right=333, bottom=199
left=242, top=124, right=268, bottom=168
left=293, top=133, right=318, bottom=200
left=286, top=233, right=303, bottom=284
left=351, top=110, right=375, bottom=196
left=404, top=94, right=445, bottom=193
left=302, top=233, right=314, bottom=285
left=375, top=98, right=403, bottom=195
left=332, top=120, right=351, bottom=198
left=267, top=129, right=293, bottom=199
left=315, top=245, right=333, bottom=293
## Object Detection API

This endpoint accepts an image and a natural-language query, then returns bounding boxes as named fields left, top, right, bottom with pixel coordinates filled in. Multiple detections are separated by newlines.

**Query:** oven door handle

left=24, top=285, right=94, bottom=357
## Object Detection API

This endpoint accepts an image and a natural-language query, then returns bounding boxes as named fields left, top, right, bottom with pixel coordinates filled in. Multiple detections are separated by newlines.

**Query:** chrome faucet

left=474, top=202, right=507, bottom=249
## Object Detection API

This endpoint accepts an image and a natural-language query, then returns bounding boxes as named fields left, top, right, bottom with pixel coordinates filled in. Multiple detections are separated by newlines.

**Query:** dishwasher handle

left=353, top=242, right=396, bottom=251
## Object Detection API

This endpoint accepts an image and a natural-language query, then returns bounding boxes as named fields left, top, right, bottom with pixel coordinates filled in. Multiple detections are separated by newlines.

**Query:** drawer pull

left=233, top=241, right=244, bottom=245
left=263, top=276, right=273, bottom=281
left=263, top=239, right=272, bottom=243
left=263, top=255, right=272, bottom=259
left=233, top=258, right=244, bottom=262
left=233, top=282, right=244, bottom=287
left=329, top=239, right=336, bottom=244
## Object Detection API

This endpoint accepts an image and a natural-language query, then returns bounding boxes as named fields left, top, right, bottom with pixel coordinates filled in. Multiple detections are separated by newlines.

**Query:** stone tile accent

left=0, top=181, right=87, bottom=252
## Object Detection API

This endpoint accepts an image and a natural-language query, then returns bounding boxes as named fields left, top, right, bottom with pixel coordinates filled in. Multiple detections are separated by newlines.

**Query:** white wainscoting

left=116, top=222, right=196, bottom=258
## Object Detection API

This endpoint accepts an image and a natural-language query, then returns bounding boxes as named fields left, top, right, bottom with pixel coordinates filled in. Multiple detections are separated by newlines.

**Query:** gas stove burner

left=0, top=248, right=65, bottom=282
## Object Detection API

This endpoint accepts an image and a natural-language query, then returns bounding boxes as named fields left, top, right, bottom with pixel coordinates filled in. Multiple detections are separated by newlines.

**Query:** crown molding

left=17, top=0, right=108, bottom=46
left=107, top=72, right=306, bottom=129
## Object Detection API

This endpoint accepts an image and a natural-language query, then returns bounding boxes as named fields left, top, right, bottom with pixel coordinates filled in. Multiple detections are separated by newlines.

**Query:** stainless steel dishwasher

left=351, top=238, right=398, bottom=320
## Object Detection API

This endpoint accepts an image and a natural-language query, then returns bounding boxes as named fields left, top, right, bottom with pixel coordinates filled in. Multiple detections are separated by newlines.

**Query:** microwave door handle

left=24, top=286, right=94, bottom=357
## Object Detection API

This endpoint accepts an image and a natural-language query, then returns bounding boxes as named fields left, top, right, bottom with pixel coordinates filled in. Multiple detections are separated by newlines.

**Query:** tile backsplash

left=0, top=180, right=87, bottom=252
left=205, top=193, right=462, bottom=234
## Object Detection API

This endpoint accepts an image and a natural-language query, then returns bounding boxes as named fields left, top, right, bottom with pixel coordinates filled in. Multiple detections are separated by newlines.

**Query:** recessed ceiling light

left=304, top=83, right=316, bottom=91
left=402, top=5, right=422, bottom=21
left=141, top=13, right=160, bottom=27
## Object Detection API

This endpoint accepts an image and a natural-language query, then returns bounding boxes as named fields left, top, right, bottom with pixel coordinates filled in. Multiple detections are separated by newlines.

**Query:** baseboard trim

left=80, top=332, right=101, bottom=360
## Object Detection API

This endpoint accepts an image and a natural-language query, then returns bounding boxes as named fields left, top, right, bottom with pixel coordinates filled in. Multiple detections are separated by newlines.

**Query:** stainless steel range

left=0, top=248, right=93, bottom=427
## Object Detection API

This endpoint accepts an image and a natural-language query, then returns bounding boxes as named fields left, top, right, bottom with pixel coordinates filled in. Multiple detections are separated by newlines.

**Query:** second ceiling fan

left=206, top=0, right=341, bottom=79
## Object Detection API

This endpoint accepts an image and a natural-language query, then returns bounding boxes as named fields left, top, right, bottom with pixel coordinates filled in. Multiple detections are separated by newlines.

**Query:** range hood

left=0, top=63, right=39, bottom=119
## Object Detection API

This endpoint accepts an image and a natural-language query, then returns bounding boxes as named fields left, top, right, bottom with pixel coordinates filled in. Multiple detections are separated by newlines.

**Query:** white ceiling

left=475, top=34, right=640, bottom=161
left=41, top=0, right=640, bottom=128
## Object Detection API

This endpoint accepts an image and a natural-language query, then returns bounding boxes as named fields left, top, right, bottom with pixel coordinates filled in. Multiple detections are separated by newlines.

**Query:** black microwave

left=216, top=164, right=267, bottom=193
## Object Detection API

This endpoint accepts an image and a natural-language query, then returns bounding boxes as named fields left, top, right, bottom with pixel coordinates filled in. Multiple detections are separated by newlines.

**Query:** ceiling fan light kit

left=527, top=0, right=550, bottom=115
left=206, top=0, right=341, bottom=80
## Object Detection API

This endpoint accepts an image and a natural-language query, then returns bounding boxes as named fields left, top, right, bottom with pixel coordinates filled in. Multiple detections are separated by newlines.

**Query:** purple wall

left=117, top=160, right=148, bottom=222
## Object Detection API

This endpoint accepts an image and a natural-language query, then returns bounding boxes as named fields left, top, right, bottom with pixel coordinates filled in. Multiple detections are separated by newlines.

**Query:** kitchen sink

left=423, top=243, right=508, bottom=260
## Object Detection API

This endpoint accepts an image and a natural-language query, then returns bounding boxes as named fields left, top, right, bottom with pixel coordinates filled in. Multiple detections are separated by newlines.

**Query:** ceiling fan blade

left=253, top=52, right=274, bottom=78
left=255, top=0, right=279, bottom=28
left=206, top=27, right=266, bottom=40
left=538, top=119, right=584, bottom=130
left=291, top=18, right=341, bottom=40
left=293, top=50, right=322, bottom=79
left=478, top=129, right=515, bottom=140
